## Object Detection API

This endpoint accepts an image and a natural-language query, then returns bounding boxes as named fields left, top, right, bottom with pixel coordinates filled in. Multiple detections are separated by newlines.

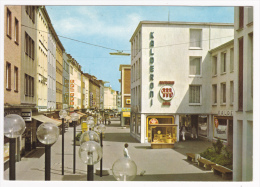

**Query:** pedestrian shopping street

left=4, top=118, right=227, bottom=182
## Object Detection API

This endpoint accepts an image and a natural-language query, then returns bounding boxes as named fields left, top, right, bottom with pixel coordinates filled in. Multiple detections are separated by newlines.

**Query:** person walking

left=191, top=125, right=198, bottom=139
left=180, top=124, right=187, bottom=141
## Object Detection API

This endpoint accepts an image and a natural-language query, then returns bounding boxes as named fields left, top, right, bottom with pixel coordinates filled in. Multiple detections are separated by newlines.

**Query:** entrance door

left=228, top=120, right=233, bottom=148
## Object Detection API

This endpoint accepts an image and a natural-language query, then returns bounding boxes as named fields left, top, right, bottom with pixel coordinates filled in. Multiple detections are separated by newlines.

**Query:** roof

left=130, top=21, right=234, bottom=42
left=119, top=64, right=131, bottom=71
left=208, top=39, right=234, bottom=53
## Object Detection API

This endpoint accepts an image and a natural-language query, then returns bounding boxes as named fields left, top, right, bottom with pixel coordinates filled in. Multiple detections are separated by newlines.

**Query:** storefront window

left=131, top=113, right=135, bottom=133
left=136, top=114, right=141, bottom=135
left=214, top=117, right=227, bottom=140
left=198, top=115, right=207, bottom=137
left=146, top=116, right=175, bottom=145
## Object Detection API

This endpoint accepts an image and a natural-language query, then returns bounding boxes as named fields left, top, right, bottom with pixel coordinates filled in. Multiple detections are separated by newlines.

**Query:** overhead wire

left=22, top=24, right=234, bottom=54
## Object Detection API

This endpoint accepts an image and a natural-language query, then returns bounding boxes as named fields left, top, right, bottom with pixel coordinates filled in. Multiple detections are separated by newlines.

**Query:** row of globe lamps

left=4, top=112, right=137, bottom=181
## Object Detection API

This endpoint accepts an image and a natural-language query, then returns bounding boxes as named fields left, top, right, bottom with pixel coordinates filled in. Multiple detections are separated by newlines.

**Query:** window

left=78, top=72, right=81, bottom=79
left=230, top=81, right=234, bottom=105
left=221, top=83, right=226, bottom=104
left=78, top=85, right=81, bottom=93
left=239, top=7, right=244, bottom=29
left=189, top=57, right=201, bottom=76
left=212, top=56, right=217, bottom=76
left=14, top=67, right=18, bottom=92
left=14, top=18, right=19, bottom=44
left=189, top=85, right=201, bottom=104
left=26, top=6, right=35, bottom=23
left=230, top=48, right=234, bottom=72
left=70, top=66, right=73, bottom=75
left=6, top=62, right=11, bottom=90
left=190, top=29, right=202, bottom=48
left=25, top=32, right=34, bottom=59
left=25, top=74, right=34, bottom=97
left=247, top=7, right=253, bottom=24
left=25, top=74, right=28, bottom=96
left=212, top=84, right=217, bottom=104
left=221, top=52, right=227, bottom=74
left=6, top=8, right=11, bottom=38
left=238, top=38, right=243, bottom=111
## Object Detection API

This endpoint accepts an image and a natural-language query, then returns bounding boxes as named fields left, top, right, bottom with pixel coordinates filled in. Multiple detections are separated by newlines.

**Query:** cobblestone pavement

left=3, top=118, right=228, bottom=183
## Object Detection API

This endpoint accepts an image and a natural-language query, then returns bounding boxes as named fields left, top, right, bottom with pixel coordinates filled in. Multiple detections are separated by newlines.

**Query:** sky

left=45, top=5, right=234, bottom=91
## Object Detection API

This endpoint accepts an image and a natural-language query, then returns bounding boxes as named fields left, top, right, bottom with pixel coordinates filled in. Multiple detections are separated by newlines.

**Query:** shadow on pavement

left=134, top=146, right=152, bottom=149
left=24, top=147, right=45, bottom=158
left=104, top=133, right=139, bottom=143
left=61, top=172, right=228, bottom=181
left=173, top=138, right=212, bottom=157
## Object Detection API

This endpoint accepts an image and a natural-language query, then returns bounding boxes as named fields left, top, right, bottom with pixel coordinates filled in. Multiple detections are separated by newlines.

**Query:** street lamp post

left=59, top=110, right=68, bottom=175
left=79, top=130, right=101, bottom=181
left=36, top=122, right=59, bottom=181
left=97, top=124, right=106, bottom=177
left=71, top=112, right=79, bottom=174
left=4, top=114, right=26, bottom=180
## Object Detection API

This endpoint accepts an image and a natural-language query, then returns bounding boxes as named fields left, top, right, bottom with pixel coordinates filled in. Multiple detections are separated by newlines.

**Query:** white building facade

left=233, top=7, right=253, bottom=181
left=130, top=21, right=234, bottom=144
left=209, top=40, right=234, bottom=148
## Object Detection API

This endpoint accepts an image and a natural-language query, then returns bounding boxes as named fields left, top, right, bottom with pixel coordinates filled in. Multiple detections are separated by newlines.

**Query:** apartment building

left=209, top=40, right=234, bottom=147
left=36, top=7, right=48, bottom=112
left=47, top=15, right=56, bottom=111
left=233, top=6, right=253, bottom=181
left=62, top=52, right=70, bottom=110
left=69, top=58, right=82, bottom=110
left=130, top=21, right=234, bottom=144
left=119, top=65, right=131, bottom=126
left=104, top=86, right=117, bottom=110
left=55, top=39, right=64, bottom=110
left=4, top=5, right=23, bottom=161
left=89, top=75, right=100, bottom=110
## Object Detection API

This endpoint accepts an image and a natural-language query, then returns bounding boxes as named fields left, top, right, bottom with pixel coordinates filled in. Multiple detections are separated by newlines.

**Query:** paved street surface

left=3, top=117, right=228, bottom=182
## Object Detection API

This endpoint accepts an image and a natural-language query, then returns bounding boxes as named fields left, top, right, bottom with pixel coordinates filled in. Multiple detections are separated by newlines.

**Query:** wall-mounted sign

left=126, top=99, right=131, bottom=104
left=122, top=108, right=131, bottom=112
left=160, top=86, right=175, bottom=101
left=218, top=110, right=233, bottom=116
left=21, top=109, right=32, bottom=121
left=70, top=80, right=74, bottom=107
left=149, top=118, right=159, bottom=125
left=149, top=32, right=154, bottom=106
left=159, top=81, right=175, bottom=85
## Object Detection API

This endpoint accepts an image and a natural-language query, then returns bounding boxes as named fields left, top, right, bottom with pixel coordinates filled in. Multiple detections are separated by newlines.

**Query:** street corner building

left=129, top=11, right=253, bottom=181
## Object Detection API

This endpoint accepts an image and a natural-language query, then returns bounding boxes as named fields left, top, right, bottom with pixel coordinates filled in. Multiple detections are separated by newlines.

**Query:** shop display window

left=147, top=116, right=176, bottom=148
left=151, top=125, right=177, bottom=144
left=214, top=118, right=228, bottom=140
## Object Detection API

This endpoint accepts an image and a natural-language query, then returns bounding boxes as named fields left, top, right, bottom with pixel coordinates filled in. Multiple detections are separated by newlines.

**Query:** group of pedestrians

left=180, top=124, right=198, bottom=141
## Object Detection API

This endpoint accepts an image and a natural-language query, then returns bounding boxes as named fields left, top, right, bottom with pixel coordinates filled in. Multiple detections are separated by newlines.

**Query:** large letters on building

left=149, top=32, right=154, bottom=106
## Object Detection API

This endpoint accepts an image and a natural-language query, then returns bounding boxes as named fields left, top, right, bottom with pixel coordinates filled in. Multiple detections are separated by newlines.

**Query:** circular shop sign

left=159, top=86, right=175, bottom=101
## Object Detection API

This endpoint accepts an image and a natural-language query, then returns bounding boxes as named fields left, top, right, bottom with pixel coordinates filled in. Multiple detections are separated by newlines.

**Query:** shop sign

left=149, top=118, right=159, bottom=125
left=160, top=86, right=175, bottom=101
left=70, top=80, right=74, bottom=107
left=149, top=32, right=155, bottom=106
left=126, top=99, right=131, bottom=105
left=122, top=108, right=131, bottom=112
left=21, top=109, right=32, bottom=121
left=218, top=110, right=233, bottom=116
left=159, top=81, right=175, bottom=85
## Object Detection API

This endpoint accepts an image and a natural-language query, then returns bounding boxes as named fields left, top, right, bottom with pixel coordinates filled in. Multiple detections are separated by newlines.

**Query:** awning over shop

left=32, top=115, right=62, bottom=126
left=77, top=112, right=86, bottom=118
